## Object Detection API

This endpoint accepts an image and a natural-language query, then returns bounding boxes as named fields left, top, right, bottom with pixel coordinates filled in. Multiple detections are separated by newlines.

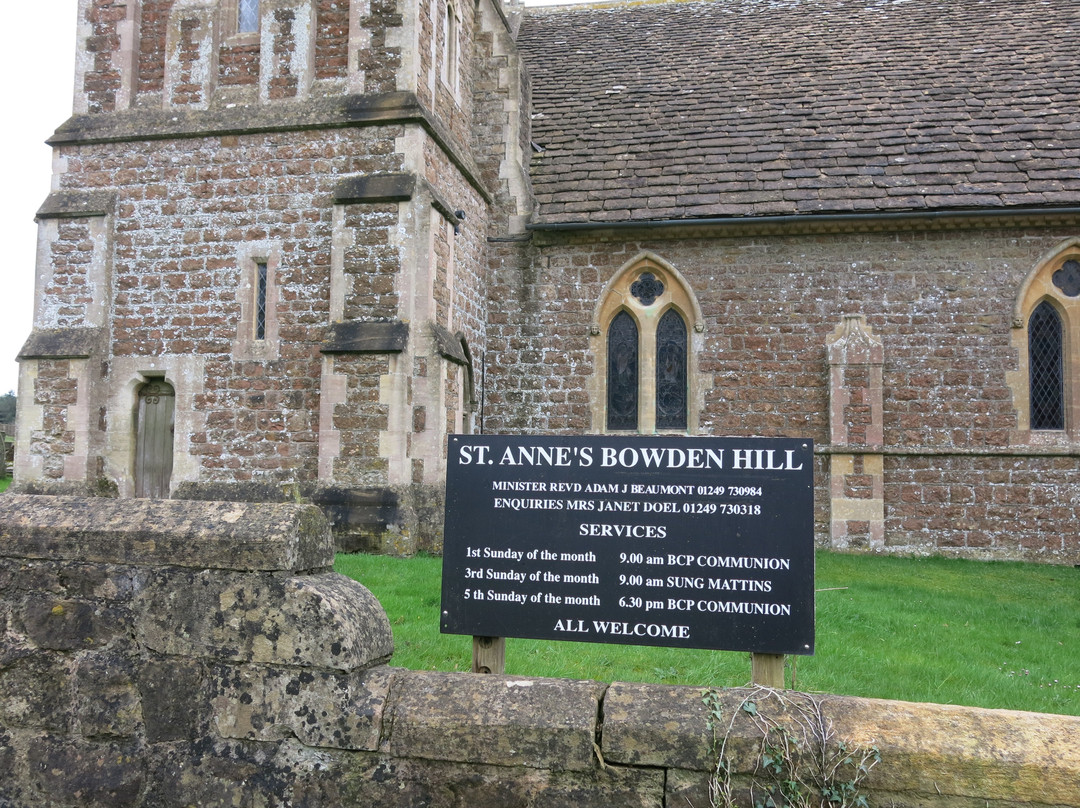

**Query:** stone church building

left=13, top=0, right=1080, bottom=562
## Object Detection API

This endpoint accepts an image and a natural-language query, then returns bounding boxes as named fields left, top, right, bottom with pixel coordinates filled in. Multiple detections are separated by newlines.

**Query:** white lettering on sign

left=456, top=443, right=807, bottom=472
left=591, top=621, right=692, bottom=639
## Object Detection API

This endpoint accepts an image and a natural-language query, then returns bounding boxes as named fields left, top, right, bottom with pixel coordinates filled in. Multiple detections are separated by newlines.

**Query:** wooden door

left=135, top=380, right=175, bottom=498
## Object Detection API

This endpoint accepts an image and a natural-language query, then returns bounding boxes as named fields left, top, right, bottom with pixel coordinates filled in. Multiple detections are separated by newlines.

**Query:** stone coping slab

left=602, top=681, right=1080, bottom=805
left=386, top=671, right=606, bottom=772
left=0, top=496, right=333, bottom=573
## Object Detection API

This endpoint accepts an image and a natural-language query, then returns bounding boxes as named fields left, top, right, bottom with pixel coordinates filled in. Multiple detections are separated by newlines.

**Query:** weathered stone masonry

left=1, top=496, right=1078, bottom=807
left=14, top=0, right=1080, bottom=562
left=17, top=0, right=527, bottom=553
left=484, top=223, right=1080, bottom=562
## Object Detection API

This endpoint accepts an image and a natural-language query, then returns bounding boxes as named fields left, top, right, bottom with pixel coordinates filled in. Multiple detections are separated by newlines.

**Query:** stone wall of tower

left=17, top=0, right=527, bottom=552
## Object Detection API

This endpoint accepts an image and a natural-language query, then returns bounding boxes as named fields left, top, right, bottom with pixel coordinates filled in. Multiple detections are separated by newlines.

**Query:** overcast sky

left=0, top=1, right=78, bottom=394
left=0, top=0, right=587, bottom=396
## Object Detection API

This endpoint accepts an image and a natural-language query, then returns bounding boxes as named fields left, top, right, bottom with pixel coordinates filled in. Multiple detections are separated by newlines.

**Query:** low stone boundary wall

left=1, top=495, right=1077, bottom=807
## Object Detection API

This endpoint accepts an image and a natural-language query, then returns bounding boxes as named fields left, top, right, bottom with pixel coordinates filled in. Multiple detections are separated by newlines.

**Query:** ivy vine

left=702, top=687, right=880, bottom=808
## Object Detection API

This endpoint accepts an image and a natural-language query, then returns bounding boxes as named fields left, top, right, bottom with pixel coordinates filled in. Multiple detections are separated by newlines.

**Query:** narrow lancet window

left=239, top=0, right=260, bottom=33
left=655, top=309, right=688, bottom=430
left=607, top=310, right=639, bottom=431
left=1029, top=300, right=1065, bottom=430
left=255, top=261, right=268, bottom=340
left=443, top=3, right=460, bottom=91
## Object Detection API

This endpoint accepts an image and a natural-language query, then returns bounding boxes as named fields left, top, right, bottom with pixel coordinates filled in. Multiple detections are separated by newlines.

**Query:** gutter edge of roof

left=526, top=206, right=1080, bottom=233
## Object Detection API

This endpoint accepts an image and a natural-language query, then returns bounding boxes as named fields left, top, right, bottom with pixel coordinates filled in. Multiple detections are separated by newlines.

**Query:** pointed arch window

left=604, top=303, right=689, bottom=432
left=1028, top=301, right=1065, bottom=430
left=593, top=256, right=701, bottom=434
left=1009, top=243, right=1080, bottom=440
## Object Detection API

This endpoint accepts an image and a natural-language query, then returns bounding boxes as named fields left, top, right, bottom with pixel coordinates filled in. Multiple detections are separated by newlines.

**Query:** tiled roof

left=518, top=0, right=1080, bottom=225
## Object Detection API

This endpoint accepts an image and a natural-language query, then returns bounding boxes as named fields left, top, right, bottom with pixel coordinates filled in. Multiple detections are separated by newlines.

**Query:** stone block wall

left=19, top=106, right=492, bottom=552
left=2, top=496, right=1079, bottom=807
left=76, top=0, right=508, bottom=140
left=0, top=495, right=391, bottom=806
left=82, top=0, right=354, bottom=112
left=17, top=0, right=526, bottom=553
left=29, top=125, right=408, bottom=494
left=486, top=225, right=1080, bottom=563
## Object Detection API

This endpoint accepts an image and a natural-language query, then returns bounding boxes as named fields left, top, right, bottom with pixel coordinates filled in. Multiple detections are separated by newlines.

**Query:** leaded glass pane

left=607, top=311, right=638, bottom=431
left=239, top=0, right=260, bottom=33
left=255, top=262, right=268, bottom=340
left=655, top=308, right=687, bottom=430
left=1029, top=301, right=1064, bottom=430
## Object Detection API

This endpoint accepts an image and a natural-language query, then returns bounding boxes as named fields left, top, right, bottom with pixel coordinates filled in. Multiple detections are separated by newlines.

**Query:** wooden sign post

left=751, top=652, right=785, bottom=688
left=472, top=635, right=505, bottom=674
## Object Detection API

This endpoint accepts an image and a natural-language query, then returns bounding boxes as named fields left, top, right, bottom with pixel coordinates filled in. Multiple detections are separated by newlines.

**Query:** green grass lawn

left=335, top=551, right=1080, bottom=716
left=0, top=475, right=10, bottom=493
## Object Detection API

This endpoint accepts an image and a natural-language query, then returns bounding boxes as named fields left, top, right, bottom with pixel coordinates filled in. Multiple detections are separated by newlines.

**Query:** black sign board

left=440, top=435, right=814, bottom=655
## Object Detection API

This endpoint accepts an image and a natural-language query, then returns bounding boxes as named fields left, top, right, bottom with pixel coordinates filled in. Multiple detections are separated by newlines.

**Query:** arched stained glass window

left=593, top=256, right=700, bottom=434
left=1029, top=301, right=1065, bottom=430
left=655, top=309, right=687, bottom=430
left=607, top=311, right=639, bottom=431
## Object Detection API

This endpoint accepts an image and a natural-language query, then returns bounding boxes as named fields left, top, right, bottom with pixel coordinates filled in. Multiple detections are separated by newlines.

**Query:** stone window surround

left=589, top=253, right=704, bottom=435
left=233, top=242, right=282, bottom=361
left=1008, top=237, right=1080, bottom=444
left=441, top=0, right=461, bottom=97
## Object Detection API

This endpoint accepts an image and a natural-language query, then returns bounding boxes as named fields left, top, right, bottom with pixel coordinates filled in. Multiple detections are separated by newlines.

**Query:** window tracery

left=591, top=255, right=702, bottom=434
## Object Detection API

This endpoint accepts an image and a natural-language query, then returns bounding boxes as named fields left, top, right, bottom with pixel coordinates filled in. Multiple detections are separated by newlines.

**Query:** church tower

left=14, top=0, right=533, bottom=551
